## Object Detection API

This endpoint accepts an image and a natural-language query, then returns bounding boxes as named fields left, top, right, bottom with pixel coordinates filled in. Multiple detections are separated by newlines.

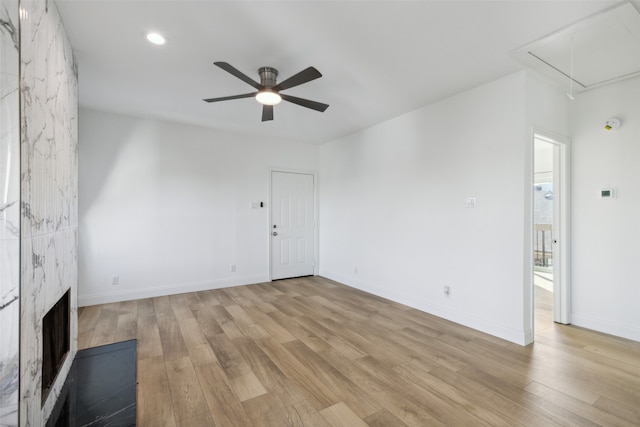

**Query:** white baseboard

left=320, top=269, right=531, bottom=346
left=78, top=274, right=270, bottom=307
left=571, top=313, right=640, bottom=342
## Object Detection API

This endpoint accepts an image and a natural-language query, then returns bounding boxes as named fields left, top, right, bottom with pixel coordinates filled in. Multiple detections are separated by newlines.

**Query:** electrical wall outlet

left=230, top=264, right=236, bottom=273
left=111, top=276, right=120, bottom=286
left=443, top=285, right=450, bottom=296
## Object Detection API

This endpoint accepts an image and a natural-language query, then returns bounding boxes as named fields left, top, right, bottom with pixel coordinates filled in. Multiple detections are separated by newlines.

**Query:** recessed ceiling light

left=146, top=32, right=166, bottom=45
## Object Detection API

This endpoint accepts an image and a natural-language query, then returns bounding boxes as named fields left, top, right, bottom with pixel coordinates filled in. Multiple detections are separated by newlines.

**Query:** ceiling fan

left=204, top=62, right=329, bottom=122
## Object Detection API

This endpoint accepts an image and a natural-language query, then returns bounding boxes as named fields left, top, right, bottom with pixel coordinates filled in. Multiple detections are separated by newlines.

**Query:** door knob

left=272, top=231, right=278, bottom=236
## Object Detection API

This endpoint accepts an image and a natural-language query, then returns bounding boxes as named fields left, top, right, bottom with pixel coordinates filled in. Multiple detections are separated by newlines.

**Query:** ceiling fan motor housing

left=259, top=67, right=278, bottom=88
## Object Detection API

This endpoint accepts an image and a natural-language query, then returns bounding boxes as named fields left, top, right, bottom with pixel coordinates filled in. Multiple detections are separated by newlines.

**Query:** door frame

left=269, top=168, right=319, bottom=281
left=530, top=128, right=571, bottom=335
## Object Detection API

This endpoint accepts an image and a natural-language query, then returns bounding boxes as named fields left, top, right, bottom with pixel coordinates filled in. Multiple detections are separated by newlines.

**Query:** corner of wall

left=569, top=75, right=640, bottom=343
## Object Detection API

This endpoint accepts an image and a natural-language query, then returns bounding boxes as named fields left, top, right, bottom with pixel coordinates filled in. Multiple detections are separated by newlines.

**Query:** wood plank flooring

left=77, top=276, right=640, bottom=426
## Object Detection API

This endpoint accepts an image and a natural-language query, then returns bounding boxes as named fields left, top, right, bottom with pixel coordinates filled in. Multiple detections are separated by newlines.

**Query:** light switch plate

left=465, top=197, right=477, bottom=208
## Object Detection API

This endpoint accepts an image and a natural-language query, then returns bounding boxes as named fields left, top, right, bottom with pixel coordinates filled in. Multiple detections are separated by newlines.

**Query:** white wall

left=78, top=108, right=318, bottom=305
left=79, top=71, right=639, bottom=345
left=319, top=72, right=535, bottom=344
left=570, top=76, right=640, bottom=341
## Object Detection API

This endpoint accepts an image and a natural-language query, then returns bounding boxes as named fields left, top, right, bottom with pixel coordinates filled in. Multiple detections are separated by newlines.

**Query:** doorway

left=270, top=171, right=317, bottom=280
left=533, top=132, right=570, bottom=330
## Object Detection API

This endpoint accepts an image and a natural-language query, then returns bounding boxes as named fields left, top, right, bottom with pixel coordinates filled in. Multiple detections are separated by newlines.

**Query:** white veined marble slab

left=0, top=0, right=20, bottom=426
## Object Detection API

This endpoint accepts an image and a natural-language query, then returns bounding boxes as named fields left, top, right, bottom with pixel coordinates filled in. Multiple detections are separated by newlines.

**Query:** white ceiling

left=55, top=0, right=631, bottom=144
left=512, top=2, right=640, bottom=92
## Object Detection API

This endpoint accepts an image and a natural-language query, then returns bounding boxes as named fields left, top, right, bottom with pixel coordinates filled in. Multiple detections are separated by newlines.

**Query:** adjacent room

left=1, top=0, right=639, bottom=425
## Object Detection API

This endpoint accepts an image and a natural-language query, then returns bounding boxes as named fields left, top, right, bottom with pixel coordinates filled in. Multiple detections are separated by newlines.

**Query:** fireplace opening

left=42, top=290, right=70, bottom=403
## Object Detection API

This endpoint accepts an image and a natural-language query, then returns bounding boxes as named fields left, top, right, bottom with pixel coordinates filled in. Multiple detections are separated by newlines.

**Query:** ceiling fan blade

left=274, top=67, right=322, bottom=91
left=203, top=92, right=257, bottom=103
left=214, top=62, right=261, bottom=90
left=280, top=94, right=329, bottom=112
left=262, top=105, right=274, bottom=122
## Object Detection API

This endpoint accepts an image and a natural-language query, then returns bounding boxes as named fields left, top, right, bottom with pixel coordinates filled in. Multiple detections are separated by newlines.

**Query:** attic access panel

left=511, top=2, right=640, bottom=92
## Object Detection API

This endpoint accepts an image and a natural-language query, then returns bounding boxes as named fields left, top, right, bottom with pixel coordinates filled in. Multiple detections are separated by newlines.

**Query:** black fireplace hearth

left=46, top=340, right=137, bottom=427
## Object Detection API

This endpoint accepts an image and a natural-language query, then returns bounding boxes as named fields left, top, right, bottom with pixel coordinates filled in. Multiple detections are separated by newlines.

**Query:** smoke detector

left=603, top=118, right=621, bottom=131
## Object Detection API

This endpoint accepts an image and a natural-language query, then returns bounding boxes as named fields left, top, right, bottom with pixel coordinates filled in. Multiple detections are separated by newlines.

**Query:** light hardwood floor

left=78, top=276, right=640, bottom=426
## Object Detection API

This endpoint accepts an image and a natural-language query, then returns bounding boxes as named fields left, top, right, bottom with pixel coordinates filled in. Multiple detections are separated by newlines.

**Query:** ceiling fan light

left=256, top=90, right=282, bottom=105
left=146, top=32, right=166, bottom=45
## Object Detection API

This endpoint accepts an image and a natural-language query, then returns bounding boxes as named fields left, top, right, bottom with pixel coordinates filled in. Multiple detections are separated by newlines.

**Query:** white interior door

left=551, top=139, right=570, bottom=324
left=271, top=171, right=316, bottom=280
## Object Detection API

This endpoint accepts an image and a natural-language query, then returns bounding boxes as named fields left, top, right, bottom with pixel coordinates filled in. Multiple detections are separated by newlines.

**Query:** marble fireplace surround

left=0, top=0, right=79, bottom=426
left=1, top=0, right=20, bottom=424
